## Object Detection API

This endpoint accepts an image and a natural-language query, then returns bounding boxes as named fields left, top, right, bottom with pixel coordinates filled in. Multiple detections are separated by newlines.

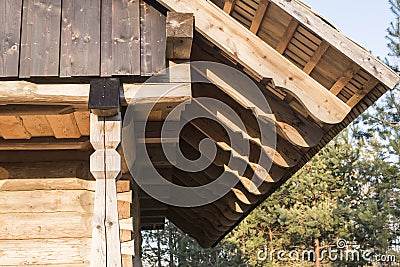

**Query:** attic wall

left=0, top=0, right=166, bottom=78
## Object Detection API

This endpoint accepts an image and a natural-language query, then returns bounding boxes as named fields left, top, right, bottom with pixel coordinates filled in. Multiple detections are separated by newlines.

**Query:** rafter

left=275, top=18, right=299, bottom=54
left=303, top=41, right=330, bottom=75
left=155, top=0, right=351, bottom=124
left=249, top=0, right=269, bottom=34
left=223, top=0, right=236, bottom=14
left=330, top=63, right=361, bottom=96
left=347, top=78, right=379, bottom=108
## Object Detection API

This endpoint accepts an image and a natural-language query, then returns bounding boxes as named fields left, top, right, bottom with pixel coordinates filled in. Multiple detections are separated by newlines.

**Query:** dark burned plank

left=0, top=0, right=22, bottom=77
left=60, top=0, right=100, bottom=77
left=101, top=0, right=140, bottom=76
left=20, top=0, right=61, bottom=78
left=140, top=0, right=166, bottom=76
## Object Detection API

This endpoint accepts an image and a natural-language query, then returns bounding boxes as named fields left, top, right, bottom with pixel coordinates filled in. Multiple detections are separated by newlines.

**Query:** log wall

left=0, top=161, right=134, bottom=266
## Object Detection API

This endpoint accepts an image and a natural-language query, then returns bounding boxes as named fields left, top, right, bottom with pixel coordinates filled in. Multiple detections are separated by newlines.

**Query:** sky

left=301, top=0, right=394, bottom=59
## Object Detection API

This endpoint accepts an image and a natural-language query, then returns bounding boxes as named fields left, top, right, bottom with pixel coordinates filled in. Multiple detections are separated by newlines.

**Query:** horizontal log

left=0, top=212, right=92, bottom=240
left=0, top=81, right=191, bottom=106
left=0, top=190, right=94, bottom=213
left=0, top=238, right=91, bottom=265
left=0, top=137, right=91, bottom=150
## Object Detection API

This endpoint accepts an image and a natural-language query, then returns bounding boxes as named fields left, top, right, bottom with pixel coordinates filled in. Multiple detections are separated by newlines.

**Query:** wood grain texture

left=20, top=115, right=54, bottom=137
left=101, top=0, right=140, bottom=76
left=0, top=190, right=94, bottom=213
left=0, top=212, right=92, bottom=240
left=0, top=116, right=31, bottom=139
left=155, top=0, right=351, bottom=124
left=46, top=114, right=82, bottom=139
left=0, top=238, right=91, bottom=265
left=166, top=12, right=194, bottom=59
left=140, top=0, right=166, bottom=76
left=60, top=0, right=100, bottom=77
left=20, top=0, right=61, bottom=78
left=249, top=0, right=269, bottom=34
left=0, top=0, right=22, bottom=77
left=90, top=113, right=122, bottom=267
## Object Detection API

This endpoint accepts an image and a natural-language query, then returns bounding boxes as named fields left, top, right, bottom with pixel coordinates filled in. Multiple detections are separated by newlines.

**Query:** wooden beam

left=0, top=81, right=191, bottom=107
left=330, top=63, right=361, bottom=96
left=267, top=0, right=399, bottom=89
left=303, top=40, right=330, bottom=74
left=223, top=0, right=236, bottom=14
left=90, top=112, right=122, bottom=267
left=0, top=105, right=85, bottom=116
left=155, top=0, right=351, bottom=124
left=275, top=19, right=299, bottom=54
left=249, top=0, right=269, bottom=34
left=346, top=78, right=379, bottom=108
left=0, top=137, right=90, bottom=150
left=166, top=12, right=194, bottom=59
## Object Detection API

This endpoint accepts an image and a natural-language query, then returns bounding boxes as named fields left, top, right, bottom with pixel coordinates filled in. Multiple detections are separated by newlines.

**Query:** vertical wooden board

left=100, top=0, right=112, bottom=77
left=46, top=114, right=82, bottom=138
left=0, top=116, right=31, bottom=139
left=20, top=0, right=61, bottom=78
left=20, top=115, right=54, bottom=137
left=60, top=0, right=100, bottom=77
left=140, top=0, right=166, bottom=76
left=74, top=111, right=90, bottom=136
left=0, top=0, right=22, bottom=77
left=113, top=0, right=141, bottom=75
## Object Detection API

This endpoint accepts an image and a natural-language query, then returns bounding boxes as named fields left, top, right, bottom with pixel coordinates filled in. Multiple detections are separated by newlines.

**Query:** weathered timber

left=140, top=0, right=166, bottom=76
left=60, top=0, right=100, bottom=77
left=101, top=0, right=140, bottom=76
left=166, top=12, right=194, bottom=59
left=0, top=0, right=22, bottom=77
left=20, top=0, right=61, bottom=77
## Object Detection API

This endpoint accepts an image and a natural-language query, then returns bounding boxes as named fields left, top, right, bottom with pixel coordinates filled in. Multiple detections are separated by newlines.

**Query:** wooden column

left=133, top=182, right=142, bottom=267
left=89, top=78, right=122, bottom=266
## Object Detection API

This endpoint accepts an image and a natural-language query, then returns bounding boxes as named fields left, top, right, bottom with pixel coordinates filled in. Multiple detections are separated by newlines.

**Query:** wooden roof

left=0, top=0, right=399, bottom=249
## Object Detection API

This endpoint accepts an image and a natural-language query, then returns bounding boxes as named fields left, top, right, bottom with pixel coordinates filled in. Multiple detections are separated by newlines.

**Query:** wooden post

left=166, top=12, right=194, bottom=60
left=90, top=112, right=122, bottom=266
left=90, top=79, right=123, bottom=267
left=133, top=182, right=143, bottom=267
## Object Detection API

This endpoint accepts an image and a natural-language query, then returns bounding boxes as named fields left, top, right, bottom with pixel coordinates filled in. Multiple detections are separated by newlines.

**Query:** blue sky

left=302, top=0, right=394, bottom=59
